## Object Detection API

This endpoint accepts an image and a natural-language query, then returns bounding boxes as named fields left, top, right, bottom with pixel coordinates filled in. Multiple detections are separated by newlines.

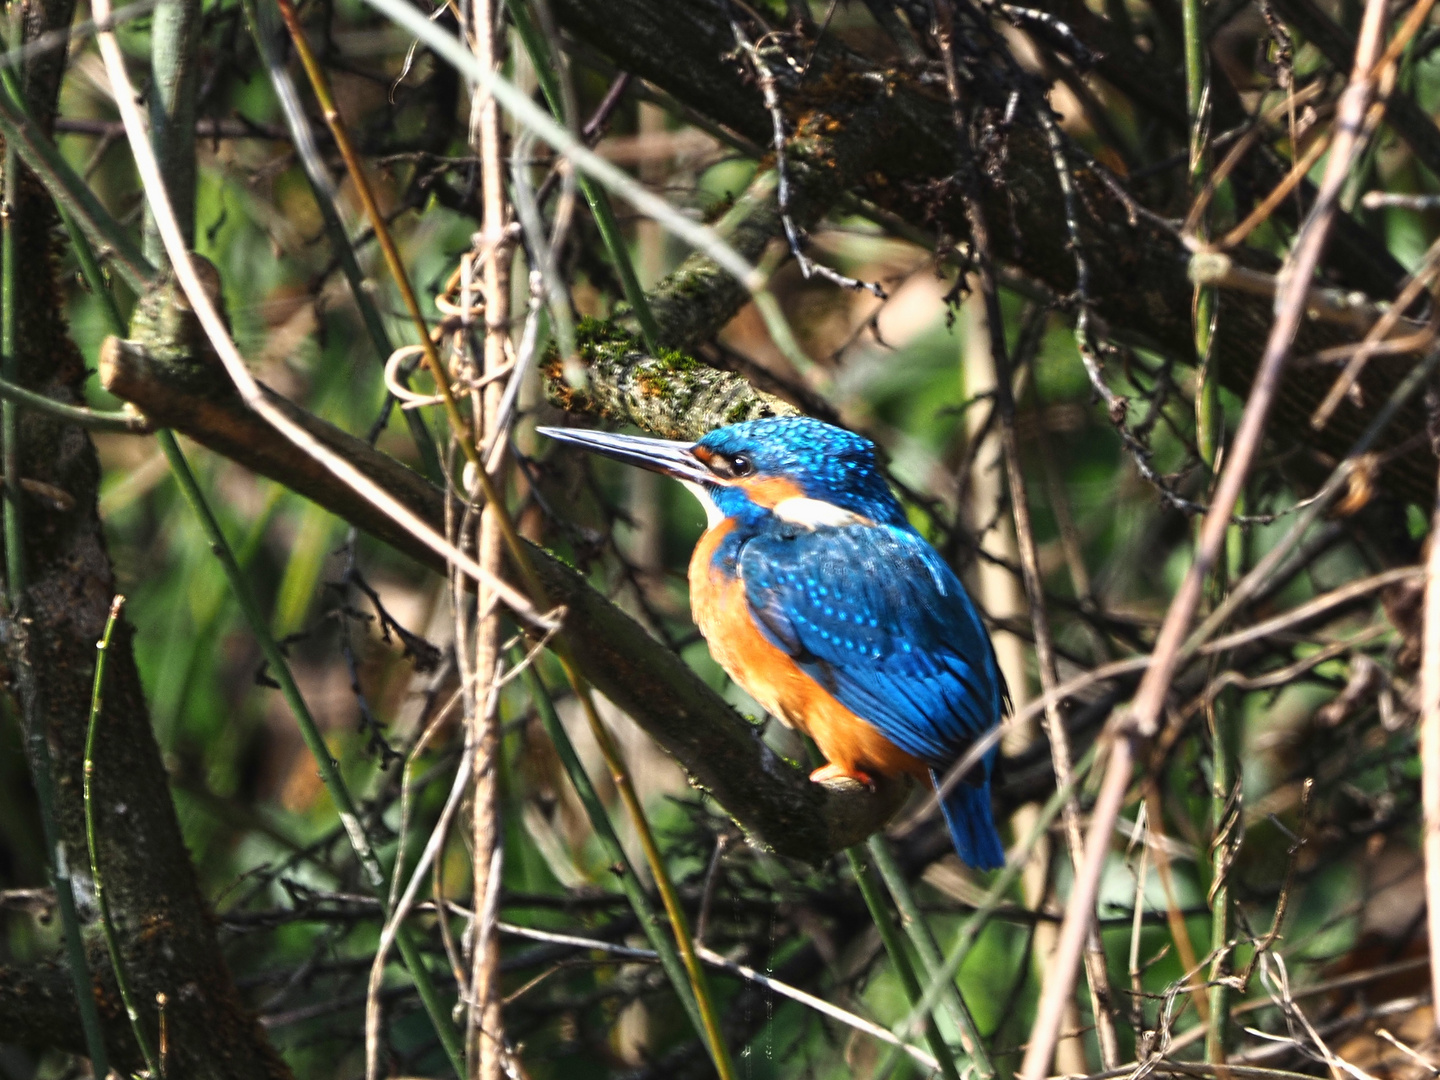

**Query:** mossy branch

left=543, top=319, right=799, bottom=438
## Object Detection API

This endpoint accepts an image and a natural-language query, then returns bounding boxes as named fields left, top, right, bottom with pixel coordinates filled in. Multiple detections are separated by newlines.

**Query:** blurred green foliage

left=2, top=0, right=1433, bottom=1076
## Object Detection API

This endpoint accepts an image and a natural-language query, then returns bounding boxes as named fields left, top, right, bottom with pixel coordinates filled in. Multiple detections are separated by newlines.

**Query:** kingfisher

left=538, top=416, right=1007, bottom=870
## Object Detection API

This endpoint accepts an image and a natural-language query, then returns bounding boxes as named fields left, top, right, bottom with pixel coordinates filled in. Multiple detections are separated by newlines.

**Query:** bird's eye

left=705, top=451, right=756, bottom=480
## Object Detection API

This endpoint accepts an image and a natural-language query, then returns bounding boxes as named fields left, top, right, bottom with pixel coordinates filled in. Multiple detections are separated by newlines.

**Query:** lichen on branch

left=543, top=318, right=798, bottom=440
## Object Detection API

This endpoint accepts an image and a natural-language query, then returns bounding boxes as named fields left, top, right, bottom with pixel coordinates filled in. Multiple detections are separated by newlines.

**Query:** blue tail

left=931, top=768, right=1005, bottom=870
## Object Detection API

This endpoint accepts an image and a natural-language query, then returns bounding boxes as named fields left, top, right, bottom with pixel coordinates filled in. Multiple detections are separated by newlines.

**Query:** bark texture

left=0, top=6, right=291, bottom=1074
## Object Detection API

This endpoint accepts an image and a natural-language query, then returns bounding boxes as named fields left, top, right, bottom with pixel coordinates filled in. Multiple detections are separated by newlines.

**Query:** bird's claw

left=808, top=763, right=876, bottom=791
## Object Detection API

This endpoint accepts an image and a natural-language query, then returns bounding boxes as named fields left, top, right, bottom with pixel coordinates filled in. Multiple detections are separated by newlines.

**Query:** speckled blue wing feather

left=737, top=523, right=1005, bottom=766
left=738, top=521, right=1008, bottom=868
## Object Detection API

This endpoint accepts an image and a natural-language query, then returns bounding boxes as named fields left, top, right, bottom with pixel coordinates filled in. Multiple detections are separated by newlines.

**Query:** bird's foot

left=808, top=763, right=876, bottom=791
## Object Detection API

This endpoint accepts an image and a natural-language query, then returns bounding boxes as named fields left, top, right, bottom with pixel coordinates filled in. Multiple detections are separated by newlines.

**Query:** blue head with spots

left=536, top=416, right=909, bottom=530
left=692, top=417, right=908, bottom=527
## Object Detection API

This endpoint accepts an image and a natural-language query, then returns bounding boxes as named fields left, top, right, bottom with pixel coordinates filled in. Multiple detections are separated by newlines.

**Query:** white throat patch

left=677, top=486, right=869, bottom=531
left=680, top=480, right=726, bottom=528
left=771, top=497, right=869, bottom=529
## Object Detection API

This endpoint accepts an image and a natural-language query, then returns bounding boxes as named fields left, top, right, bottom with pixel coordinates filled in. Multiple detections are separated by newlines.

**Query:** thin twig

left=1187, top=254, right=1410, bottom=334
left=1422, top=459, right=1440, bottom=1039
left=365, top=723, right=474, bottom=1080
left=926, top=562, right=1421, bottom=841
left=488, top=921, right=943, bottom=1072
left=0, top=372, right=149, bottom=432
left=1311, top=233, right=1440, bottom=428
left=731, top=18, right=885, bottom=298
left=993, top=272, right=1122, bottom=1068
left=85, top=595, right=162, bottom=1077
left=1215, top=133, right=1330, bottom=250
left=1362, top=191, right=1440, bottom=210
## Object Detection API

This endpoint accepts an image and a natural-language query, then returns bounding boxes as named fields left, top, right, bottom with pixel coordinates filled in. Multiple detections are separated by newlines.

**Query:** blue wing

left=735, top=522, right=1005, bottom=769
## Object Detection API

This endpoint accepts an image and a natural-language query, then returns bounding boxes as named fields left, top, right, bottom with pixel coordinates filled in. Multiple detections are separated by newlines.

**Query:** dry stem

left=1019, top=1, right=1394, bottom=1071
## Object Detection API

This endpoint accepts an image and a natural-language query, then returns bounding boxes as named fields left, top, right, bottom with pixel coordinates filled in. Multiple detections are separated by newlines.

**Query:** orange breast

left=689, top=522, right=928, bottom=782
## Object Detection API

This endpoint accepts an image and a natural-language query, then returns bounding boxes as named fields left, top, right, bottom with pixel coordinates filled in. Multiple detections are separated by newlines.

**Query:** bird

left=538, top=415, right=1008, bottom=870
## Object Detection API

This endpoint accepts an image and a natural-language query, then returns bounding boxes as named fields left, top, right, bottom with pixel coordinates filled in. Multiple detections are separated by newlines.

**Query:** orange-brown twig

left=1312, top=235, right=1440, bottom=428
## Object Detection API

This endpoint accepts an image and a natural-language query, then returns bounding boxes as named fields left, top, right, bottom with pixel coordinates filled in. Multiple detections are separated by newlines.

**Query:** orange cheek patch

left=739, top=475, right=806, bottom=508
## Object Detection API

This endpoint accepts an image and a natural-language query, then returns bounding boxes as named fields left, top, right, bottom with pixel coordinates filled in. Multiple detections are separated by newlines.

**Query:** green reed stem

left=565, top=668, right=739, bottom=1079
left=0, top=371, right=144, bottom=431
left=1183, top=0, right=1237, bottom=1053
left=1206, top=509, right=1242, bottom=1062
left=875, top=743, right=1100, bottom=1080
left=273, top=0, right=478, bottom=468
left=0, top=54, right=153, bottom=291
left=504, top=0, right=661, bottom=354
left=84, top=595, right=162, bottom=1077
left=517, top=659, right=707, bottom=1036
left=868, top=834, right=993, bottom=1080
left=239, top=0, right=441, bottom=482
left=847, top=846, right=964, bottom=1080
left=2, top=146, right=16, bottom=583
left=1186, top=0, right=1219, bottom=481
left=61, top=198, right=127, bottom=332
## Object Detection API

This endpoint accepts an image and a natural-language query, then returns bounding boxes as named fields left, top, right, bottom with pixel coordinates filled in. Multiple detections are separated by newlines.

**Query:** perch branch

left=97, top=336, right=906, bottom=862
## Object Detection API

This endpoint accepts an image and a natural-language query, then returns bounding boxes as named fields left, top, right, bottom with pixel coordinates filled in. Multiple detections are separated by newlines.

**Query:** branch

left=550, top=0, right=1438, bottom=505
left=0, top=962, right=142, bottom=1069
left=97, top=331, right=907, bottom=863
left=544, top=320, right=800, bottom=438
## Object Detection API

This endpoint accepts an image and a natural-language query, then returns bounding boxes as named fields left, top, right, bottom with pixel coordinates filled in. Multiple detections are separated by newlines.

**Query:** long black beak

left=536, top=426, right=714, bottom=485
